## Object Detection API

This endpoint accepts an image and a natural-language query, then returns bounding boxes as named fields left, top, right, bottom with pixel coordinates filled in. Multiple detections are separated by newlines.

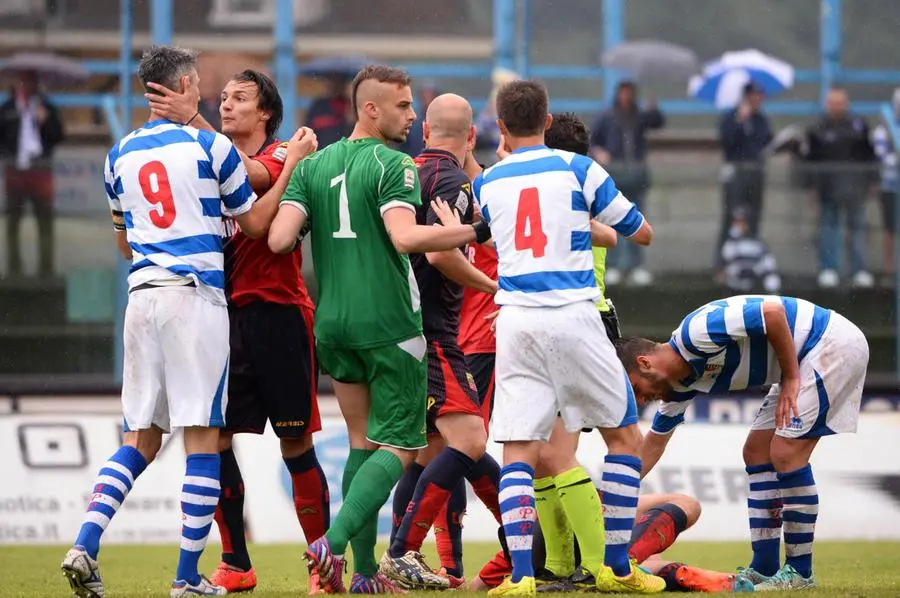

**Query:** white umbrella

left=602, top=40, right=699, bottom=82
left=0, top=52, right=89, bottom=85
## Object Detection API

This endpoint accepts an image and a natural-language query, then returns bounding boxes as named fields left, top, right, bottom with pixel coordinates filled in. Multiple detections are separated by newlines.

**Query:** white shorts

left=492, top=302, right=638, bottom=442
left=121, top=287, right=230, bottom=432
left=751, top=311, right=868, bottom=438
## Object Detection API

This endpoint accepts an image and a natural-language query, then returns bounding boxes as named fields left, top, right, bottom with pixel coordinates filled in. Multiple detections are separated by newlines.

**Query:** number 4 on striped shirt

left=514, top=187, right=547, bottom=258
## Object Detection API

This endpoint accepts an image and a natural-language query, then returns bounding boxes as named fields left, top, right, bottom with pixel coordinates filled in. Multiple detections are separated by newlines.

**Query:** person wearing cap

left=716, top=82, right=773, bottom=278
left=589, top=80, right=665, bottom=287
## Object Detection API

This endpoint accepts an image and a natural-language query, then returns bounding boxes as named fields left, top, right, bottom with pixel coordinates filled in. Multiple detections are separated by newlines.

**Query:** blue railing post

left=820, top=0, right=842, bottom=105
left=516, top=0, right=531, bottom=78
left=114, top=0, right=133, bottom=385
left=493, top=0, right=516, bottom=73
left=602, top=0, right=624, bottom=105
left=882, top=102, right=900, bottom=378
left=274, top=0, right=296, bottom=137
left=150, top=0, right=173, bottom=46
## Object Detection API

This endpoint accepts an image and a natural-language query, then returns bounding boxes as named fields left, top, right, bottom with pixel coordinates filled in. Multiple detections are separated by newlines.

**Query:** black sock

left=216, top=448, right=251, bottom=571
left=390, top=462, right=424, bottom=546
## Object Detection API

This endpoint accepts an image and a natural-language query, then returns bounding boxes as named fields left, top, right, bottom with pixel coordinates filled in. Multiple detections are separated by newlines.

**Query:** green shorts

left=318, top=335, right=427, bottom=450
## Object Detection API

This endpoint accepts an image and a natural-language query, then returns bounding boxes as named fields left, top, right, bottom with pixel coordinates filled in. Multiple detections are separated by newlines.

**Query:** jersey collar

left=416, top=148, right=460, bottom=166
left=142, top=118, right=176, bottom=129
left=511, top=144, right=548, bottom=154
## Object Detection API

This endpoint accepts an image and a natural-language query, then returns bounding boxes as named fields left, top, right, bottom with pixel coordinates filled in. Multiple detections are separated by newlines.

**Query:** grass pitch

left=5, top=541, right=900, bottom=597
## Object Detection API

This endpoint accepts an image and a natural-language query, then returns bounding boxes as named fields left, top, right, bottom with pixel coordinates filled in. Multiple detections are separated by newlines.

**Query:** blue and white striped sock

left=746, top=463, right=782, bottom=576
left=498, top=462, right=536, bottom=583
left=176, top=453, right=221, bottom=585
left=601, top=454, right=641, bottom=577
left=75, top=445, right=148, bottom=559
left=778, top=464, right=817, bottom=579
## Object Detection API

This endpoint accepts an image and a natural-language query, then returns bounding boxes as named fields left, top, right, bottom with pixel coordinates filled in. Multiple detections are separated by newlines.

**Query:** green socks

left=534, top=476, right=575, bottom=577
left=328, top=448, right=405, bottom=574
left=555, top=466, right=606, bottom=577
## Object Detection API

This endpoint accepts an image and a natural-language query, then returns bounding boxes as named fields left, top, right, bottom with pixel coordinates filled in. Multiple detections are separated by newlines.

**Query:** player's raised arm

left=145, top=77, right=273, bottom=190
left=234, top=127, right=317, bottom=239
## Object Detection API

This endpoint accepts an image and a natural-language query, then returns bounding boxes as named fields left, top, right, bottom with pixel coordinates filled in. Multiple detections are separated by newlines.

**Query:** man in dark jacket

left=0, top=71, right=65, bottom=277
left=716, top=83, right=773, bottom=272
left=803, top=88, right=878, bottom=288
left=303, top=74, right=352, bottom=149
left=590, top=80, right=664, bottom=286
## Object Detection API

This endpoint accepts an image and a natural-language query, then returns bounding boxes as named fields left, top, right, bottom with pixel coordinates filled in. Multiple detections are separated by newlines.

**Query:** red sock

left=284, top=448, right=330, bottom=543
left=628, top=505, right=687, bottom=563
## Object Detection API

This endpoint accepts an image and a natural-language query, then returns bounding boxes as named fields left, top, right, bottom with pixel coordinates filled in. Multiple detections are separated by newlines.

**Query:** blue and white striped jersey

left=105, top=120, right=256, bottom=305
left=474, top=145, right=644, bottom=307
left=651, top=295, right=833, bottom=434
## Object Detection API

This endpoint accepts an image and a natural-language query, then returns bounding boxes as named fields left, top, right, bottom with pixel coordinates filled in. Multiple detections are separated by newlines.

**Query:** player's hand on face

left=776, top=376, right=801, bottom=429
left=285, top=127, right=318, bottom=164
left=145, top=77, right=198, bottom=125
left=430, top=197, right=462, bottom=227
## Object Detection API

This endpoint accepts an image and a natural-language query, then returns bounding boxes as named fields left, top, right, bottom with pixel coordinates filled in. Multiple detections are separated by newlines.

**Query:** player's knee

left=218, top=432, right=235, bottom=453
left=442, top=414, right=487, bottom=460
left=123, top=429, right=163, bottom=463
left=668, top=494, right=702, bottom=527
left=601, top=424, right=642, bottom=458
left=742, top=432, right=772, bottom=466
left=279, top=434, right=313, bottom=459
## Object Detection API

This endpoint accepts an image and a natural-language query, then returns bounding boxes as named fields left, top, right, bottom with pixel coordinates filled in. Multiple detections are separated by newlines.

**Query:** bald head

left=425, top=93, right=473, bottom=139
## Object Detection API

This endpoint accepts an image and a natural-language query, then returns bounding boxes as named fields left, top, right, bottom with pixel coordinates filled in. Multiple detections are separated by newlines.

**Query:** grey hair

left=138, top=45, right=198, bottom=94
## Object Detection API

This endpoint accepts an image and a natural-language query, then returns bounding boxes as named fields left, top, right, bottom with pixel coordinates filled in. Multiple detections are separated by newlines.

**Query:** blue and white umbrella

left=688, top=49, right=794, bottom=109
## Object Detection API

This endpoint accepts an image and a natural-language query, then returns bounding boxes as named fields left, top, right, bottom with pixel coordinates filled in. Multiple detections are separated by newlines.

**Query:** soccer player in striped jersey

left=617, top=295, right=870, bottom=591
left=146, top=69, right=326, bottom=593
left=60, top=46, right=314, bottom=598
left=437, top=79, right=662, bottom=596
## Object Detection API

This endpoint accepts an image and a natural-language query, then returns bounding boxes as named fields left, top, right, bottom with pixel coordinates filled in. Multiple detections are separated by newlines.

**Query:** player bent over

left=61, top=46, right=312, bottom=598
left=145, top=69, right=326, bottom=592
left=268, top=65, right=492, bottom=595
left=434, top=79, right=660, bottom=596
left=618, top=295, right=869, bottom=591
left=382, top=94, right=501, bottom=590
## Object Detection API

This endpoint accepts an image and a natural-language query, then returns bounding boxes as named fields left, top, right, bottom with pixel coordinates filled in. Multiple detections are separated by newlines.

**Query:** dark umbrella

left=0, top=52, right=89, bottom=85
left=300, top=55, right=368, bottom=79
left=601, top=40, right=699, bottom=83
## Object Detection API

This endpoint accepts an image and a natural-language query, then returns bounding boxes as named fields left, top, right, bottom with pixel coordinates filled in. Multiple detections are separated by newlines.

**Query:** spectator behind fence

left=803, top=88, right=878, bottom=289
left=871, top=87, right=900, bottom=281
left=0, top=71, right=64, bottom=277
left=303, top=73, right=352, bottom=149
left=589, top=80, right=664, bottom=287
left=716, top=83, right=772, bottom=275
left=721, top=207, right=781, bottom=294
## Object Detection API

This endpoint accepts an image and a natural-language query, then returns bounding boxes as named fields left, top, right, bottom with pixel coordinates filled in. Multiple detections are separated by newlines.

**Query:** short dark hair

left=231, top=69, right=283, bottom=138
left=545, top=112, right=589, bottom=155
left=350, top=64, right=412, bottom=115
left=615, top=337, right=659, bottom=373
left=496, top=79, right=549, bottom=137
left=138, top=45, right=198, bottom=94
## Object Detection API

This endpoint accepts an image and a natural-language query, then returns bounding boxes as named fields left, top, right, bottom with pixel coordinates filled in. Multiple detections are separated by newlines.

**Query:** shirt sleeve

left=650, top=395, right=695, bottom=435
left=579, top=157, right=645, bottom=236
left=249, top=142, right=286, bottom=194
left=426, top=171, right=473, bottom=226
left=104, top=150, right=125, bottom=231
left=377, top=146, right=422, bottom=216
left=212, top=132, right=256, bottom=217
left=280, top=157, right=309, bottom=216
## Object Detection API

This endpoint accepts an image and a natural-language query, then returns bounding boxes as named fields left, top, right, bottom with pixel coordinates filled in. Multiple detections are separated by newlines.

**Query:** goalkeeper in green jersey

left=268, top=65, right=490, bottom=594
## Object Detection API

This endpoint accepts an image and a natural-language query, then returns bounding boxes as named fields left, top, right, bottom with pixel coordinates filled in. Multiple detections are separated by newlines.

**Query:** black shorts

left=227, top=302, right=321, bottom=437
left=465, top=352, right=496, bottom=426
left=426, top=340, right=482, bottom=434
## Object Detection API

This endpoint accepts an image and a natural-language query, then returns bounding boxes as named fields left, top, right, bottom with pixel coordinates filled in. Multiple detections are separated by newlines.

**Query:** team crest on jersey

left=404, top=168, right=416, bottom=189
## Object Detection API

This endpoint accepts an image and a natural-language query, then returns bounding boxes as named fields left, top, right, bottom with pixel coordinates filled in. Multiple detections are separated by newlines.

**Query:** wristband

left=184, top=111, right=200, bottom=126
left=472, top=220, right=492, bottom=244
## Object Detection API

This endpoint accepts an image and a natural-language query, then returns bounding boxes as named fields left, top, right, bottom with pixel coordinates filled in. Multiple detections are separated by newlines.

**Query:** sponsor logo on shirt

left=404, top=168, right=416, bottom=189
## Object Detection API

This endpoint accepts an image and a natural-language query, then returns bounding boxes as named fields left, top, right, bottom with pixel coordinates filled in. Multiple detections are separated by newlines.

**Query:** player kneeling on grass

left=472, top=492, right=754, bottom=593
left=268, top=65, right=492, bottom=595
left=619, top=295, right=869, bottom=591
left=145, top=69, right=327, bottom=594
left=61, top=45, right=313, bottom=598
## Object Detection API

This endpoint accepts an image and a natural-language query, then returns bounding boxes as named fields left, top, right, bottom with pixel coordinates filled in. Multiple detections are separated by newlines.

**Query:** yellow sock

left=534, top=476, right=575, bottom=577
left=555, top=466, right=605, bottom=576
